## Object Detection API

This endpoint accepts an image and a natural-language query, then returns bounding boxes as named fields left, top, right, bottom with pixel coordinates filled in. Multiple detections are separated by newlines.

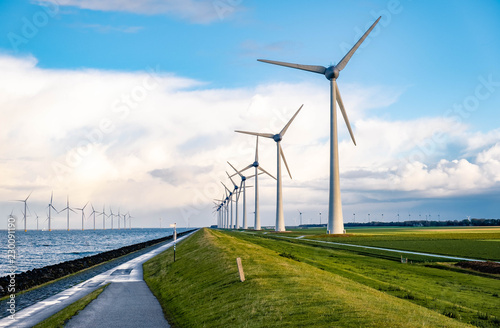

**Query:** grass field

left=277, top=226, right=500, bottom=261
left=144, top=228, right=500, bottom=327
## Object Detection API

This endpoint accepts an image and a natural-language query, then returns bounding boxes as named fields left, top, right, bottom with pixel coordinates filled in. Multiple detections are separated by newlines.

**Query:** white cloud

left=1, top=54, right=499, bottom=229
left=35, top=0, right=243, bottom=24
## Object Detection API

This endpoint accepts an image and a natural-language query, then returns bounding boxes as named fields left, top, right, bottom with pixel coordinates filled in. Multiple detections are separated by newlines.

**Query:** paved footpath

left=0, top=231, right=194, bottom=328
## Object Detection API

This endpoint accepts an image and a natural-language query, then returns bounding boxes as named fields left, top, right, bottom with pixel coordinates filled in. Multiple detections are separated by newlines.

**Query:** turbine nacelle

left=273, top=134, right=282, bottom=142
left=324, top=66, right=340, bottom=80
left=252, top=161, right=259, bottom=167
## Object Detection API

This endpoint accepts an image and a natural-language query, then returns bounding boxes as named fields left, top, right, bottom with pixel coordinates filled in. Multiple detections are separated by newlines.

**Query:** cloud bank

left=1, top=54, right=499, bottom=228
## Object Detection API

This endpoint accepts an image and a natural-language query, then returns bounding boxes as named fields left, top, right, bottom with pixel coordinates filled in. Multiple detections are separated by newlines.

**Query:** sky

left=1, top=0, right=499, bottom=229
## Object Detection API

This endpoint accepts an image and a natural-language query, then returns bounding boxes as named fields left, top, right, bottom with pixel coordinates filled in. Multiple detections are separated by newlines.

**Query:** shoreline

left=0, top=229, right=195, bottom=318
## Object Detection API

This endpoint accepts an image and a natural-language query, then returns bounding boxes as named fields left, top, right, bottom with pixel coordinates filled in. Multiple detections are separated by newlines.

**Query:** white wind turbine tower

left=221, top=182, right=234, bottom=229
left=13, top=191, right=32, bottom=232
left=34, top=211, right=39, bottom=231
left=90, top=204, right=97, bottom=230
left=258, top=17, right=381, bottom=234
left=99, top=205, right=107, bottom=230
left=109, top=208, right=115, bottom=229
left=228, top=161, right=258, bottom=230
left=75, top=202, right=89, bottom=231
left=47, top=192, right=57, bottom=232
left=226, top=171, right=241, bottom=229
left=122, top=213, right=127, bottom=229
left=231, top=137, right=276, bottom=230
left=60, top=195, right=76, bottom=231
left=236, top=105, right=303, bottom=232
left=228, top=161, right=249, bottom=230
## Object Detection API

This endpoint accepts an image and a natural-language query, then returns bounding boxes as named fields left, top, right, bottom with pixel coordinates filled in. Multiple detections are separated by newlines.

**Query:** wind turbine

left=98, top=204, right=107, bottom=229
left=298, top=210, right=303, bottom=226
left=75, top=202, right=89, bottom=231
left=13, top=191, right=32, bottom=232
left=60, top=195, right=76, bottom=231
left=122, top=213, right=127, bottom=229
left=34, top=211, right=39, bottom=231
left=227, top=161, right=250, bottom=230
left=258, top=17, right=381, bottom=234
left=90, top=204, right=97, bottom=230
left=109, top=208, right=115, bottom=229
left=226, top=171, right=242, bottom=229
left=231, top=136, right=276, bottom=230
left=236, top=105, right=303, bottom=232
left=47, top=192, right=57, bottom=231
left=221, top=182, right=234, bottom=229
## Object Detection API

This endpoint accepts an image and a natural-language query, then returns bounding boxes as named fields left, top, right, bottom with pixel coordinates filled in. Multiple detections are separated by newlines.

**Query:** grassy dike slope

left=144, top=228, right=470, bottom=328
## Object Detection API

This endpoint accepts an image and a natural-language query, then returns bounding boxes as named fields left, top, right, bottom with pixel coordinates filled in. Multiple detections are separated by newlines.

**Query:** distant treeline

left=343, top=218, right=500, bottom=227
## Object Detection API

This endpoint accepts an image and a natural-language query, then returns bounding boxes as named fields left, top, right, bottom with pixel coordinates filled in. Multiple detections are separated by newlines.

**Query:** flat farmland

left=309, top=226, right=500, bottom=261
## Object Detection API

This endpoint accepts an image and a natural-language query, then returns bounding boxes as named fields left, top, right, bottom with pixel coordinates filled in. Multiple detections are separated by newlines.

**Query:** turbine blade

left=255, top=136, right=259, bottom=162
left=25, top=191, right=33, bottom=201
left=235, top=130, right=273, bottom=138
left=221, top=182, right=230, bottom=193
left=226, top=171, right=238, bottom=187
left=258, top=166, right=277, bottom=180
left=336, top=16, right=381, bottom=71
left=335, top=82, right=356, bottom=145
left=258, top=59, right=326, bottom=74
left=280, top=104, right=303, bottom=137
left=227, top=161, right=243, bottom=177
left=280, top=144, right=292, bottom=179
left=240, top=164, right=254, bottom=174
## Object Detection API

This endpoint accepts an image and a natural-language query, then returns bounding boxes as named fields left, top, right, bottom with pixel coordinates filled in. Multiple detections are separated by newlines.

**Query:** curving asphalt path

left=0, top=231, right=195, bottom=328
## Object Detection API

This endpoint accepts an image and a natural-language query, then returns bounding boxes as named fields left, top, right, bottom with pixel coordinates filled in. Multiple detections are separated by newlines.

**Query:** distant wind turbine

left=258, top=17, right=381, bottom=234
left=236, top=105, right=303, bottom=232
left=34, top=211, right=39, bottom=231
left=60, top=195, right=76, bottom=231
left=13, top=191, right=32, bottom=232
left=227, top=161, right=254, bottom=230
left=110, top=208, right=115, bottom=229
left=47, top=192, right=57, bottom=231
left=231, top=136, right=276, bottom=230
left=226, top=171, right=241, bottom=229
left=98, top=204, right=107, bottom=229
left=221, top=182, right=233, bottom=229
left=90, top=204, right=97, bottom=230
left=75, top=202, right=89, bottom=231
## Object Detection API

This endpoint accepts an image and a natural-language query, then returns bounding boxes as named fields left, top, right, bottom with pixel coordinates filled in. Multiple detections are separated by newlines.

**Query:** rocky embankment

left=0, top=230, right=194, bottom=298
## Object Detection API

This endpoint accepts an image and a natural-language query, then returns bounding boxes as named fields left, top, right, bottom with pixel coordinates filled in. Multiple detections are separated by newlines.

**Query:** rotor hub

left=324, top=66, right=339, bottom=80
left=252, top=161, right=259, bottom=167
left=273, top=134, right=282, bottom=142
left=242, top=176, right=246, bottom=181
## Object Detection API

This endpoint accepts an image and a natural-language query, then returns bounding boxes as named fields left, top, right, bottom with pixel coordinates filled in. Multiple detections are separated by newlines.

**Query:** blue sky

left=1, top=0, right=499, bottom=229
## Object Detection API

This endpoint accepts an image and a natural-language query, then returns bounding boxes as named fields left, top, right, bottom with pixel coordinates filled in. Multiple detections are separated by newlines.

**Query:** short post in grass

left=170, top=223, right=177, bottom=262
left=236, top=257, right=245, bottom=282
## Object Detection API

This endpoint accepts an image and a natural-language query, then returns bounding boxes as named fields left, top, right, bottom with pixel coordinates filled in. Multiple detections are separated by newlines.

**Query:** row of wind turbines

left=10, top=191, right=134, bottom=232
left=214, top=16, right=382, bottom=234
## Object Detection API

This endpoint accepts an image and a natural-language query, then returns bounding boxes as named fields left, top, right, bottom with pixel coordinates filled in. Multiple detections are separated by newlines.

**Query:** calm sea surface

left=1, top=228, right=188, bottom=277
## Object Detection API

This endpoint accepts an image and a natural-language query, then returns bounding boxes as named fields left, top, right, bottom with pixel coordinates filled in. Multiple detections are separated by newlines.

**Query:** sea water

left=0, top=228, right=188, bottom=276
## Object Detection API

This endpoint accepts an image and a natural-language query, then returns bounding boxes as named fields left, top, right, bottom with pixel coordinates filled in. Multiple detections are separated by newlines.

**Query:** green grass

left=279, top=226, right=500, bottom=261
left=33, top=283, right=109, bottom=328
left=234, top=231, right=500, bottom=327
left=144, top=228, right=479, bottom=327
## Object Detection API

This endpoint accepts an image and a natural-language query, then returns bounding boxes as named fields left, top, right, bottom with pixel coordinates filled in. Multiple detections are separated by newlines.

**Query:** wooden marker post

left=236, top=257, right=245, bottom=282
